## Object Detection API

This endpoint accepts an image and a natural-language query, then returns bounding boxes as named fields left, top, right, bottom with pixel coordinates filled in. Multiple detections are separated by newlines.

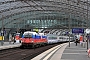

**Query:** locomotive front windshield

left=23, top=33, right=32, bottom=38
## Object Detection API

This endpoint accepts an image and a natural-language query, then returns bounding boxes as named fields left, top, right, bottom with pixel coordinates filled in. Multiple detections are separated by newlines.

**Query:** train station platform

left=60, top=42, right=90, bottom=60
left=32, top=42, right=90, bottom=60
left=0, top=42, right=21, bottom=50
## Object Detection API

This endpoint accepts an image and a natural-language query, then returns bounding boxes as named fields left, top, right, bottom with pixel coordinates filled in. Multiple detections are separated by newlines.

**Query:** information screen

left=72, top=28, right=84, bottom=33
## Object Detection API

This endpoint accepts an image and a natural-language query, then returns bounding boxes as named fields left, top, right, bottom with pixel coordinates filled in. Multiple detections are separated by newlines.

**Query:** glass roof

left=0, top=0, right=90, bottom=29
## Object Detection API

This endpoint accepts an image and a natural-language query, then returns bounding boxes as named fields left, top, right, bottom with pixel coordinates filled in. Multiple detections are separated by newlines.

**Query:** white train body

left=47, top=34, right=58, bottom=44
left=47, top=34, right=73, bottom=44
left=58, top=36, right=73, bottom=42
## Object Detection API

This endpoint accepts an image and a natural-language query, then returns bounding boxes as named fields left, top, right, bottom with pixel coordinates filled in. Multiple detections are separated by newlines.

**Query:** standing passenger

left=80, top=35, right=83, bottom=46
left=75, top=39, right=78, bottom=46
left=13, top=36, right=16, bottom=44
left=89, top=35, right=90, bottom=43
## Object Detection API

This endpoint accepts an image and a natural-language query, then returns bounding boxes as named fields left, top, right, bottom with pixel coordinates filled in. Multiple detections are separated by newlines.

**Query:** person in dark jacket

left=13, top=36, right=16, bottom=44
left=75, top=39, right=78, bottom=46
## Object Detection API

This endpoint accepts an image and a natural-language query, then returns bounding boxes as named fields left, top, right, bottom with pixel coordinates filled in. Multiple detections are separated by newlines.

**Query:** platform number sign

left=72, top=28, right=84, bottom=33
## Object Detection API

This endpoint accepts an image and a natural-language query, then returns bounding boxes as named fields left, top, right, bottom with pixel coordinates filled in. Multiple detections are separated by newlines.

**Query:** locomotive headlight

left=32, top=41, right=34, bottom=42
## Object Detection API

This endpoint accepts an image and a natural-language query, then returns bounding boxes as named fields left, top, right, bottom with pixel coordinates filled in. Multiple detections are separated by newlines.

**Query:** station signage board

left=72, top=28, right=84, bottom=33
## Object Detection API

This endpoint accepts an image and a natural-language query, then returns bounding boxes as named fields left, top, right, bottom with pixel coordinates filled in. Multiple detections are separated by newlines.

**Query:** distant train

left=20, top=31, right=74, bottom=48
left=15, top=33, right=21, bottom=43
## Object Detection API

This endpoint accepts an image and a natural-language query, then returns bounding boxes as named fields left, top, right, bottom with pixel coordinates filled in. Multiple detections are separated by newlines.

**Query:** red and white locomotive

left=20, top=31, right=47, bottom=48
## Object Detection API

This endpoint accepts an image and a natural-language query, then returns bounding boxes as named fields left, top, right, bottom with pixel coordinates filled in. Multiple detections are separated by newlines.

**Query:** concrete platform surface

left=61, top=42, right=90, bottom=60
left=0, top=42, right=21, bottom=50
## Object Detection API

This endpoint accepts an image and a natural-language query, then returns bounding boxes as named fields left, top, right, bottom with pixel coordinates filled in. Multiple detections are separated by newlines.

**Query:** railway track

left=0, top=43, right=61, bottom=60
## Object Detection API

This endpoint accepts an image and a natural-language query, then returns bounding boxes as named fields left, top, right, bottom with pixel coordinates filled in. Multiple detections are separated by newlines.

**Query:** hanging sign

left=72, top=28, right=84, bottom=33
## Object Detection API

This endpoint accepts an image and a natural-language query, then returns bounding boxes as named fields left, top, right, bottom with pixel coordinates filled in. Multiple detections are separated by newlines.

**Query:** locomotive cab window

left=23, top=33, right=32, bottom=38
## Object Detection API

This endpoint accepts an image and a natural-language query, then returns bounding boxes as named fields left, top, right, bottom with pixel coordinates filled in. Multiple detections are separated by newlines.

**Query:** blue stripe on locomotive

left=22, top=34, right=47, bottom=39
left=42, top=36, right=47, bottom=39
left=32, top=35, right=41, bottom=39
left=32, top=35, right=47, bottom=39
